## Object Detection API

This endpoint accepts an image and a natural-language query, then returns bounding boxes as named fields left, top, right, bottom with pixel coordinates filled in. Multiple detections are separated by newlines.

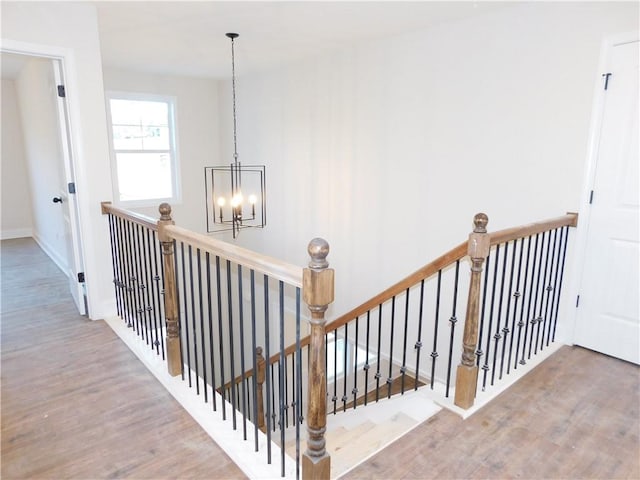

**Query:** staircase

left=281, top=387, right=441, bottom=478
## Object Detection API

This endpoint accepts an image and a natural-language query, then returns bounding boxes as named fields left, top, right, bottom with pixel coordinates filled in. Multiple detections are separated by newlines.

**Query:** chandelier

left=205, top=33, right=266, bottom=238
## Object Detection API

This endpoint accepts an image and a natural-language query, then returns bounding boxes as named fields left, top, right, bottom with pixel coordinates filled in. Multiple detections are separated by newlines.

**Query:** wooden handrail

left=221, top=212, right=580, bottom=391
left=489, top=213, right=578, bottom=247
left=163, top=224, right=303, bottom=287
left=101, top=201, right=158, bottom=231
left=327, top=241, right=469, bottom=334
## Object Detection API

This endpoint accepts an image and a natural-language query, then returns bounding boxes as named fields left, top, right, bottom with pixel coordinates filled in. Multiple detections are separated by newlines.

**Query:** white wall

left=219, top=2, right=638, bottom=319
left=1, top=78, right=34, bottom=239
left=102, top=69, right=220, bottom=232
left=13, top=58, right=69, bottom=269
left=2, top=2, right=115, bottom=319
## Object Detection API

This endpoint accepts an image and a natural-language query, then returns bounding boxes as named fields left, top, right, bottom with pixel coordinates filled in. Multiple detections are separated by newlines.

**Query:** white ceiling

left=94, top=1, right=514, bottom=79
left=1, top=2, right=514, bottom=81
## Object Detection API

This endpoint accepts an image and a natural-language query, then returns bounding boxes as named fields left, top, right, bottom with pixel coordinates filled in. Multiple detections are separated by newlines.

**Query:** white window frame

left=105, top=91, right=181, bottom=207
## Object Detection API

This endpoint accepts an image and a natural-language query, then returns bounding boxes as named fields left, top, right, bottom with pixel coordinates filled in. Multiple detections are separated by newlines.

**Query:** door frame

left=564, top=30, right=639, bottom=345
left=1, top=40, right=88, bottom=315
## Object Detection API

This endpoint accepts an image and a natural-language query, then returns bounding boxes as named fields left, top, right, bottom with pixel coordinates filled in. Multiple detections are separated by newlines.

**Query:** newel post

left=302, top=238, right=334, bottom=480
left=454, top=213, right=490, bottom=409
left=158, top=203, right=182, bottom=377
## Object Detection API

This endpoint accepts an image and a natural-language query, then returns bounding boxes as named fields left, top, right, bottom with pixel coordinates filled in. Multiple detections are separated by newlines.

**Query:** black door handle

left=52, top=197, right=63, bottom=204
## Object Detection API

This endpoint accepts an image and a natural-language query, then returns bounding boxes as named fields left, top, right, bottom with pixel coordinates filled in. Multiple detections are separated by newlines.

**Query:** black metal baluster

left=263, top=275, right=272, bottom=462
left=215, top=256, right=225, bottom=418
left=515, top=236, right=533, bottom=369
left=110, top=215, right=123, bottom=319
left=375, top=304, right=383, bottom=402
left=206, top=253, right=217, bottom=412
left=226, top=260, right=236, bottom=428
left=481, top=246, right=500, bottom=390
left=107, top=215, right=121, bottom=317
left=133, top=224, right=147, bottom=340
left=188, top=245, right=199, bottom=394
left=179, top=243, right=191, bottom=386
left=528, top=233, right=545, bottom=360
left=340, top=324, right=347, bottom=411
left=115, top=217, right=129, bottom=325
left=152, top=231, right=165, bottom=359
left=363, top=310, right=371, bottom=406
left=542, top=229, right=559, bottom=347
left=197, top=249, right=207, bottom=403
left=295, top=287, right=302, bottom=479
left=445, top=261, right=459, bottom=398
left=147, top=229, right=161, bottom=356
left=271, top=364, right=276, bottom=433
left=415, top=279, right=425, bottom=391
left=523, top=234, right=540, bottom=362
left=352, top=316, right=359, bottom=408
left=507, top=238, right=525, bottom=375
left=333, top=328, right=338, bottom=413
left=534, top=231, right=552, bottom=354
left=400, top=288, right=410, bottom=395
left=140, top=225, right=154, bottom=348
left=499, top=240, right=517, bottom=380
left=387, top=296, right=396, bottom=399
left=551, top=226, right=570, bottom=342
left=278, top=281, right=286, bottom=476
left=491, top=242, right=509, bottom=386
left=250, top=270, right=259, bottom=451
left=238, top=265, right=247, bottom=439
left=476, top=252, right=491, bottom=368
left=431, top=271, right=442, bottom=390
left=125, top=220, right=139, bottom=333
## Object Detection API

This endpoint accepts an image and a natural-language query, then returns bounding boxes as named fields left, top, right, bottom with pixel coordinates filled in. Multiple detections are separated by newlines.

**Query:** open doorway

left=1, top=51, right=87, bottom=315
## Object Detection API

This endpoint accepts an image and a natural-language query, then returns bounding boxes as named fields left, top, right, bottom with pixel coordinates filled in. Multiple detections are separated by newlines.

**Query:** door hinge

left=589, top=190, right=594, bottom=204
left=602, top=73, right=612, bottom=90
left=576, top=295, right=580, bottom=307
left=57, top=84, right=66, bottom=97
left=77, top=272, right=85, bottom=283
left=68, top=182, right=76, bottom=194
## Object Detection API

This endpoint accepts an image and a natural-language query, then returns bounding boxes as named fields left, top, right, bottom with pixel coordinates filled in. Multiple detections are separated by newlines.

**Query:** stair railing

left=102, top=200, right=577, bottom=479
left=102, top=201, right=334, bottom=479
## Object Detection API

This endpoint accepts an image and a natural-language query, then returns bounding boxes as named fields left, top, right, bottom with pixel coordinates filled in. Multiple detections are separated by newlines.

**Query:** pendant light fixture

left=205, top=33, right=266, bottom=238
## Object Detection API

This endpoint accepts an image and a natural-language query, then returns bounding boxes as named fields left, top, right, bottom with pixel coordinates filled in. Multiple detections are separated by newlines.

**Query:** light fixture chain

left=230, top=36, right=239, bottom=162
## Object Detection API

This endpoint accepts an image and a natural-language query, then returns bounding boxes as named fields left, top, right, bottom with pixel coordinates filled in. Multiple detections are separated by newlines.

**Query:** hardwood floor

left=1, top=238, right=246, bottom=479
left=345, top=344, right=640, bottom=479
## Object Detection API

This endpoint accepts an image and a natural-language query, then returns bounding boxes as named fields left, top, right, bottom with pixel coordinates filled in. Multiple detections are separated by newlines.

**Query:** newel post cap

left=473, top=213, right=488, bottom=233
left=307, top=237, right=330, bottom=270
left=159, top=203, right=173, bottom=221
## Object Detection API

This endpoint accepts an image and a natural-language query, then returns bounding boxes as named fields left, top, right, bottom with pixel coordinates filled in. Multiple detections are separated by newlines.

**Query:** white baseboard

left=1, top=228, right=33, bottom=240
left=32, top=234, right=68, bottom=275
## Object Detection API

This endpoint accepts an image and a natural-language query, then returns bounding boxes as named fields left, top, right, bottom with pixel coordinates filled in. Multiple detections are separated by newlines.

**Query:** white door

left=52, top=59, right=87, bottom=315
left=574, top=39, right=639, bottom=364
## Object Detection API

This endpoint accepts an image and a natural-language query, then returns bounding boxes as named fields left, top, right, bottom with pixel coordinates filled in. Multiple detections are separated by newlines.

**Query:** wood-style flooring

left=345, top=343, right=640, bottom=479
left=1, top=238, right=246, bottom=479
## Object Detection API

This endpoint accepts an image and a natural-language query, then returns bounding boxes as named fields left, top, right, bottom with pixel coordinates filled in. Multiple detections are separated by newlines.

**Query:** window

left=106, top=92, right=180, bottom=205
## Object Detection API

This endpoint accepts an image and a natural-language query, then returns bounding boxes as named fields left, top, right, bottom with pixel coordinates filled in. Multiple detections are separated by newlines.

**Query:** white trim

left=105, top=91, right=182, bottom=208
left=0, top=228, right=33, bottom=240
left=0, top=39, right=90, bottom=316
left=564, top=30, right=640, bottom=345
left=32, top=233, right=68, bottom=276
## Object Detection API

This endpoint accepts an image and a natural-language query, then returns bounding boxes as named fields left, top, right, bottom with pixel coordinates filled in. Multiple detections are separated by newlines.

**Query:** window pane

left=112, top=125, right=143, bottom=150
left=110, top=99, right=169, bottom=127
left=116, top=152, right=173, bottom=201
left=142, top=126, right=170, bottom=150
